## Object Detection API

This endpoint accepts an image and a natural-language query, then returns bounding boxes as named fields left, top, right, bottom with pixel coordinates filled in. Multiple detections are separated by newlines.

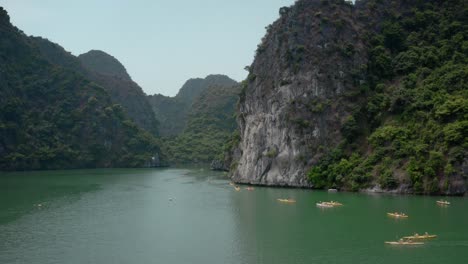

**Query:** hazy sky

left=1, top=0, right=295, bottom=96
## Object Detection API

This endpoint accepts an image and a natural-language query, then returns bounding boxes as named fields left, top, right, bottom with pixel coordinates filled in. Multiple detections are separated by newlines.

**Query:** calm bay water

left=0, top=168, right=467, bottom=264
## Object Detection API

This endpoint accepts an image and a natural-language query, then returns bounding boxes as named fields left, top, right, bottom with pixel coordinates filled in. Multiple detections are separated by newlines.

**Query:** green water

left=0, top=168, right=467, bottom=264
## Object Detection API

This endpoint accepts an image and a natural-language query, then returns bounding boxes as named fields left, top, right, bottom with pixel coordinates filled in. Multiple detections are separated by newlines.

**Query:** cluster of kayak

left=386, top=200, right=450, bottom=220
left=274, top=199, right=344, bottom=207
left=230, top=182, right=451, bottom=246
left=385, top=200, right=450, bottom=245
left=229, top=182, right=254, bottom=192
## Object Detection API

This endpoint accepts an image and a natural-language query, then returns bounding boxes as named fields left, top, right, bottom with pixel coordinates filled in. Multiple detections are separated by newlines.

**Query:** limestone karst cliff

left=231, top=0, right=368, bottom=187
left=230, top=0, right=467, bottom=195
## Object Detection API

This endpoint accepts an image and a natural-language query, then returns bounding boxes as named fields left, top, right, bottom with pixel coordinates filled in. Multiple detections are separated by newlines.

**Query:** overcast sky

left=1, top=0, right=295, bottom=96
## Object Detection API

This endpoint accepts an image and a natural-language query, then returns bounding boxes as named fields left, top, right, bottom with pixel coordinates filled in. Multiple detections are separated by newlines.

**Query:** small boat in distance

left=246, top=187, right=255, bottom=191
left=436, top=200, right=450, bottom=205
left=325, top=201, right=343, bottom=206
left=316, top=202, right=334, bottom=208
left=403, top=232, right=437, bottom=240
left=385, top=241, right=424, bottom=245
left=277, top=199, right=296, bottom=203
left=387, top=212, right=408, bottom=218
left=234, top=186, right=241, bottom=191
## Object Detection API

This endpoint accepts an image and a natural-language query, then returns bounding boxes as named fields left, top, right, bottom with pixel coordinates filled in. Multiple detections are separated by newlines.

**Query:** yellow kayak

left=403, top=234, right=437, bottom=240
left=277, top=199, right=296, bottom=203
left=234, top=186, right=241, bottom=191
left=387, top=212, right=408, bottom=218
left=436, top=200, right=450, bottom=205
left=385, top=241, right=424, bottom=245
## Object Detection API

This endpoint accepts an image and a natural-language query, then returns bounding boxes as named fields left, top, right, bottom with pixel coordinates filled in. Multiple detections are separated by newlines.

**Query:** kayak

left=387, top=213, right=408, bottom=218
left=245, top=187, right=255, bottom=191
left=403, top=234, right=437, bottom=240
left=277, top=199, right=296, bottom=203
left=436, top=200, right=450, bottom=205
left=316, top=202, right=334, bottom=208
left=385, top=241, right=424, bottom=245
left=234, top=186, right=241, bottom=191
left=325, top=201, right=343, bottom=206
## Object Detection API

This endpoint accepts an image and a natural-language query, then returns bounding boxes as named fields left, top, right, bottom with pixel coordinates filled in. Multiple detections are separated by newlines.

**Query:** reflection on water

left=0, top=168, right=467, bottom=264
left=0, top=170, right=108, bottom=224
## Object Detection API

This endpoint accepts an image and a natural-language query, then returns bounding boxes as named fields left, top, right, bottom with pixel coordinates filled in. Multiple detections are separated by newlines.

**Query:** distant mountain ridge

left=148, top=74, right=238, bottom=136
left=147, top=94, right=189, bottom=136
left=162, top=83, right=242, bottom=164
left=79, top=50, right=132, bottom=81
left=147, top=74, right=241, bottom=164
left=78, top=50, right=160, bottom=135
left=175, top=75, right=238, bottom=105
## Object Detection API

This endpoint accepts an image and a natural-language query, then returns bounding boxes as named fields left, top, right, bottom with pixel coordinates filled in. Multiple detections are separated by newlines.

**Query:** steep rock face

left=148, top=74, right=238, bottom=136
left=231, top=0, right=367, bottom=187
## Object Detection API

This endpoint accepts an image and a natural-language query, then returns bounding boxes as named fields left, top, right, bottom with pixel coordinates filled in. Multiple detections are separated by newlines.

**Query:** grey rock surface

left=230, top=0, right=367, bottom=187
